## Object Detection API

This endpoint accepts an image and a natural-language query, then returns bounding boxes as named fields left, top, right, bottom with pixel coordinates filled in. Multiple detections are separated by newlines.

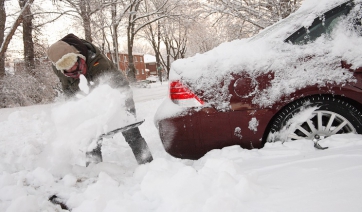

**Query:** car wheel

left=267, top=95, right=362, bottom=143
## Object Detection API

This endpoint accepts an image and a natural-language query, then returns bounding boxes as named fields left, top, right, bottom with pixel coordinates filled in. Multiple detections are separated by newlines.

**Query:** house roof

left=144, top=54, right=156, bottom=63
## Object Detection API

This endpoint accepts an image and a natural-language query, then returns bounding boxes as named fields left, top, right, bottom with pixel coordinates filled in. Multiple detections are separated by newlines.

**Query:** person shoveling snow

left=46, top=33, right=153, bottom=166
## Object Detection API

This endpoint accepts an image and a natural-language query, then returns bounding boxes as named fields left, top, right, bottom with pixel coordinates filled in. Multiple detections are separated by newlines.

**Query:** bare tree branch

left=0, top=0, right=34, bottom=61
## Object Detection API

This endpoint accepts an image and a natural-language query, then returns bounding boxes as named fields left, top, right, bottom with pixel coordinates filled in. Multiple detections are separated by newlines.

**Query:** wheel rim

left=288, top=110, right=356, bottom=140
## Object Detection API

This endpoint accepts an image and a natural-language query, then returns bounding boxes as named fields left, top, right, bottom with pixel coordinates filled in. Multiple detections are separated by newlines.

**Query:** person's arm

left=89, top=54, right=129, bottom=88
left=89, top=54, right=137, bottom=115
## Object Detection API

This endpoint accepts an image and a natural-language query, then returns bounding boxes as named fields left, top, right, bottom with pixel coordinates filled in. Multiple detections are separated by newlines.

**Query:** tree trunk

left=156, top=23, right=162, bottom=83
left=19, top=0, right=35, bottom=71
left=148, top=23, right=162, bottom=81
left=0, top=0, right=6, bottom=77
left=127, top=34, right=136, bottom=82
left=166, top=48, right=170, bottom=80
left=163, top=37, right=171, bottom=79
left=127, top=19, right=136, bottom=82
left=111, top=1, right=120, bottom=71
left=80, top=0, right=92, bottom=42
left=0, top=0, right=33, bottom=76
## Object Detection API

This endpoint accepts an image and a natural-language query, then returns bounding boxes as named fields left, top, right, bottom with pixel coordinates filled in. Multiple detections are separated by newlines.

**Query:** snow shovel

left=86, top=119, right=145, bottom=166
left=98, top=119, right=145, bottom=139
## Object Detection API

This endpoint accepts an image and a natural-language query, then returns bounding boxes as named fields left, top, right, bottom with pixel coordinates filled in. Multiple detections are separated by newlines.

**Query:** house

left=106, top=52, right=147, bottom=81
left=144, top=54, right=157, bottom=77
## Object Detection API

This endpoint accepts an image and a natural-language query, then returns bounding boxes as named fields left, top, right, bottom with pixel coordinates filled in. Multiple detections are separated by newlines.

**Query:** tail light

left=169, top=80, right=204, bottom=107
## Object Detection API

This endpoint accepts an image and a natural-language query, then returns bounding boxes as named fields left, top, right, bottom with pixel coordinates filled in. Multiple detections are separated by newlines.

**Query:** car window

left=349, top=4, right=362, bottom=35
left=286, top=1, right=353, bottom=45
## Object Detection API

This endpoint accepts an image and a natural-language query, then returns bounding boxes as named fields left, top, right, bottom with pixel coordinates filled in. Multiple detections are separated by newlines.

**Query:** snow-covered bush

left=0, top=61, right=61, bottom=108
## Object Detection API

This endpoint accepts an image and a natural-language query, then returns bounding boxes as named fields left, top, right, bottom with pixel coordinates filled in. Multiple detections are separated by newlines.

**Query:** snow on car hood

left=169, top=0, right=361, bottom=109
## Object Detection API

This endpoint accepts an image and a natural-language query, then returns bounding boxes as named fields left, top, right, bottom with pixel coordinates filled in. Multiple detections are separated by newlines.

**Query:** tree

left=79, top=0, right=96, bottom=42
left=144, top=21, right=163, bottom=80
left=51, top=0, right=109, bottom=42
left=19, top=0, right=35, bottom=71
left=0, top=0, right=6, bottom=77
left=110, top=0, right=121, bottom=70
left=0, top=0, right=34, bottom=77
left=203, top=0, right=302, bottom=37
left=160, top=18, right=188, bottom=79
left=107, top=0, right=131, bottom=70
left=125, top=0, right=174, bottom=82
left=166, top=19, right=188, bottom=59
left=186, top=20, right=225, bottom=55
left=142, top=0, right=199, bottom=80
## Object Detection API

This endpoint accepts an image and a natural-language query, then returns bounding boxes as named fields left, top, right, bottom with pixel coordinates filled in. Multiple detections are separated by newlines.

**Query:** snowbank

left=0, top=82, right=362, bottom=211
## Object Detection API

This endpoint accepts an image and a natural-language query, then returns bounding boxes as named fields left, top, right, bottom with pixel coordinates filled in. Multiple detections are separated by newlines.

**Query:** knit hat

left=47, top=34, right=87, bottom=71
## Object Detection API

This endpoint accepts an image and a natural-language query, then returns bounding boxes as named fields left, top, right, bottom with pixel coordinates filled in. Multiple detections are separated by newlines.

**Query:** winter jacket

left=51, top=40, right=136, bottom=114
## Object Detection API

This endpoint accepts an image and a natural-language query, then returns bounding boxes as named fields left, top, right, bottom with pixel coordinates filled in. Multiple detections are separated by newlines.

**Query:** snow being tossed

left=45, top=75, right=137, bottom=167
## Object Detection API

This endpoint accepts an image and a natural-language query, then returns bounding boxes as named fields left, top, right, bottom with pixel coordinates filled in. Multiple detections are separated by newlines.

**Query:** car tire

left=267, top=95, right=362, bottom=143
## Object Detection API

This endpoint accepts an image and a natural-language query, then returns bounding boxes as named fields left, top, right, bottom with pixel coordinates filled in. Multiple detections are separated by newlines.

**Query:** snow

left=267, top=105, right=321, bottom=143
left=144, top=54, right=156, bottom=63
left=169, top=0, right=362, bottom=109
left=248, top=117, right=259, bottom=133
left=2, top=0, right=362, bottom=211
left=234, top=127, right=242, bottom=139
left=1, top=81, right=362, bottom=211
left=78, top=75, right=90, bottom=95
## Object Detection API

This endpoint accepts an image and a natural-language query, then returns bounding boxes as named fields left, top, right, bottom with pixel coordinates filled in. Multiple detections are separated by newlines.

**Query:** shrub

left=0, top=61, right=62, bottom=108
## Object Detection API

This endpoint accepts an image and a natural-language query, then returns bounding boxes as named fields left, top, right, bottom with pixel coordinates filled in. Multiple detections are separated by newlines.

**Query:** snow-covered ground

left=0, top=81, right=362, bottom=212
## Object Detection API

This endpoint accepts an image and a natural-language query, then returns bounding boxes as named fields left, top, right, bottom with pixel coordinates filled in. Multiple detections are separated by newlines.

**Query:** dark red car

left=155, top=0, right=362, bottom=159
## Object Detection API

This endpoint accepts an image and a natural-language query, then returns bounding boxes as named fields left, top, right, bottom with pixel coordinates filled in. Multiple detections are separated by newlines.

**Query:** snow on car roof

left=169, top=0, right=361, bottom=109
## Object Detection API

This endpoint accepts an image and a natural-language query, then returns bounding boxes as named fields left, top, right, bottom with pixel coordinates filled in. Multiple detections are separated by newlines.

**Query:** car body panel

left=158, top=109, right=265, bottom=159
left=158, top=83, right=362, bottom=159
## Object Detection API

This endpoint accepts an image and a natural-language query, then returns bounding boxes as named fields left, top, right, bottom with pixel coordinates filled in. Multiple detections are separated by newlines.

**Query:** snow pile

left=1, top=82, right=362, bottom=211
left=169, top=0, right=360, bottom=109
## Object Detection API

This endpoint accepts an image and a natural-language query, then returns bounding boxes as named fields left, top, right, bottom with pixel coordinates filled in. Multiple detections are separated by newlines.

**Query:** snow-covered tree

left=142, top=0, right=200, bottom=79
left=124, top=0, right=179, bottom=82
left=0, top=0, right=34, bottom=76
left=51, top=0, right=110, bottom=42
left=203, top=0, right=302, bottom=38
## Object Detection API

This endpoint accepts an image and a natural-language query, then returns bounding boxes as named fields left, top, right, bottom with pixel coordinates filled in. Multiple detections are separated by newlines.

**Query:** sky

left=0, top=81, right=362, bottom=212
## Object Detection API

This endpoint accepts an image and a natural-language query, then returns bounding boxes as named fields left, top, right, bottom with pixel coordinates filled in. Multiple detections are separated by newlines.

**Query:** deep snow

left=0, top=82, right=362, bottom=212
